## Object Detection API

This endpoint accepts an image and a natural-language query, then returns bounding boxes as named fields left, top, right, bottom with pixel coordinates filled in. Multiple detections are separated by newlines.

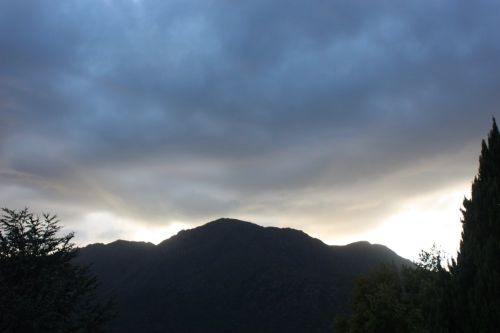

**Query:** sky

left=1, top=0, right=499, bottom=260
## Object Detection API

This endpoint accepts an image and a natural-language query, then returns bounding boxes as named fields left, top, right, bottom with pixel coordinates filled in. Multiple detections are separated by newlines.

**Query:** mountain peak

left=205, top=217, right=260, bottom=227
left=77, top=219, right=408, bottom=333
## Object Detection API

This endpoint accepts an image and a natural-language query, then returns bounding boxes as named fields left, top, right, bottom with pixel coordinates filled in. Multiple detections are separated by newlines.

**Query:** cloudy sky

left=1, top=0, right=499, bottom=259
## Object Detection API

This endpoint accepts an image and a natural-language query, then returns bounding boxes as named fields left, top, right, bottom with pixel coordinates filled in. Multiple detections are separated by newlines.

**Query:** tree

left=348, top=263, right=408, bottom=333
left=0, top=208, right=113, bottom=333
left=333, top=247, right=451, bottom=333
left=404, top=247, right=452, bottom=333
left=450, top=119, right=500, bottom=332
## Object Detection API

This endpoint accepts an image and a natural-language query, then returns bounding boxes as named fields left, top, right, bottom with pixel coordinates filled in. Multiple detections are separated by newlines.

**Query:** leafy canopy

left=0, top=208, right=112, bottom=333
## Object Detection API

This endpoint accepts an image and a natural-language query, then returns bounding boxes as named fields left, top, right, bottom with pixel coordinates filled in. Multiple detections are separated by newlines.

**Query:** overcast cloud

left=1, top=0, right=499, bottom=258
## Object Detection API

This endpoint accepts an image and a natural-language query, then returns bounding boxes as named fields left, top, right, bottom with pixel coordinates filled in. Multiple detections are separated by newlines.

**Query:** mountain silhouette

left=76, top=218, right=409, bottom=333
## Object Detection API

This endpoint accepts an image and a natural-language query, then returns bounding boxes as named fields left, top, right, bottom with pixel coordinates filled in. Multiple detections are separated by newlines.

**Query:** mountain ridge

left=86, top=218, right=392, bottom=253
left=76, top=218, right=409, bottom=333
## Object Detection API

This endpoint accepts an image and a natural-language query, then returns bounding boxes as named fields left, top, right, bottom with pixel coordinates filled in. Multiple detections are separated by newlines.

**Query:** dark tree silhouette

left=0, top=208, right=113, bottom=333
left=334, top=249, right=449, bottom=333
left=451, top=119, right=500, bottom=332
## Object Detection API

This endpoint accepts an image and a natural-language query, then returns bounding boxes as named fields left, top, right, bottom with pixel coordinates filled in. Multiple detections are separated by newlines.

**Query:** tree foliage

left=0, top=208, right=113, bottom=333
left=450, top=119, right=500, bottom=332
left=334, top=248, right=450, bottom=333
left=349, top=263, right=407, bottom=333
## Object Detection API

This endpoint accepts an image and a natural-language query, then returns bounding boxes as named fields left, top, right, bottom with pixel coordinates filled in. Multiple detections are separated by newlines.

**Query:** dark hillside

left=76, top=218, right=408, bottom=333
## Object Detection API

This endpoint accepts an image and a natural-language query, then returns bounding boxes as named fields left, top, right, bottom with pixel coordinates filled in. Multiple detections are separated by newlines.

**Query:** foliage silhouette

left=0, top=208, right=113, bottom=333
left=450, top=118, right=500, bottom=332
left=334, top=248, right=449, bottom=333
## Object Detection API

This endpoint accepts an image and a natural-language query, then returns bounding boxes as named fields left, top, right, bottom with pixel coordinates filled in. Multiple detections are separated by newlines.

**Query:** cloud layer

left=1, top=0, right=499, bottom=258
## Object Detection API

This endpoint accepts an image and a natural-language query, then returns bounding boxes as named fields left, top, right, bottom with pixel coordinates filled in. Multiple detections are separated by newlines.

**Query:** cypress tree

left=451, top=119, right=500, bottom=332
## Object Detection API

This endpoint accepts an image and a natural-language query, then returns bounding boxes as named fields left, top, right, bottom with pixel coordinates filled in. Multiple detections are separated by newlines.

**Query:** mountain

left=75, top=218, right=409, bottom=333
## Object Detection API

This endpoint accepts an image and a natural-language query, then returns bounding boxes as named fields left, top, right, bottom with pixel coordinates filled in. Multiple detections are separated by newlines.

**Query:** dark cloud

left=1, top=0, right=499, bottom=255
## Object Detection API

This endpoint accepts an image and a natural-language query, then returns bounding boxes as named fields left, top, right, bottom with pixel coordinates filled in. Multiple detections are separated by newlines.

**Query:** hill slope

left=76, top=218, right=408, bottom=333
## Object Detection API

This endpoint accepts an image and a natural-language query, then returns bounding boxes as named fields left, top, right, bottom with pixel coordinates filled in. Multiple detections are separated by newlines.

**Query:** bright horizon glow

left=72, top=182, right=468, bottom=261
left=132, top=221, right=189, bottom=244
left=320, top=183, right=469, bottom=260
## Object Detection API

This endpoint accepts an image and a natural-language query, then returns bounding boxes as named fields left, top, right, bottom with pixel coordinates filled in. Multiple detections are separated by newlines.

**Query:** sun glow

left=132, top=222, right=189, bottom=244
left=364, top=183, right=468, bottom=260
